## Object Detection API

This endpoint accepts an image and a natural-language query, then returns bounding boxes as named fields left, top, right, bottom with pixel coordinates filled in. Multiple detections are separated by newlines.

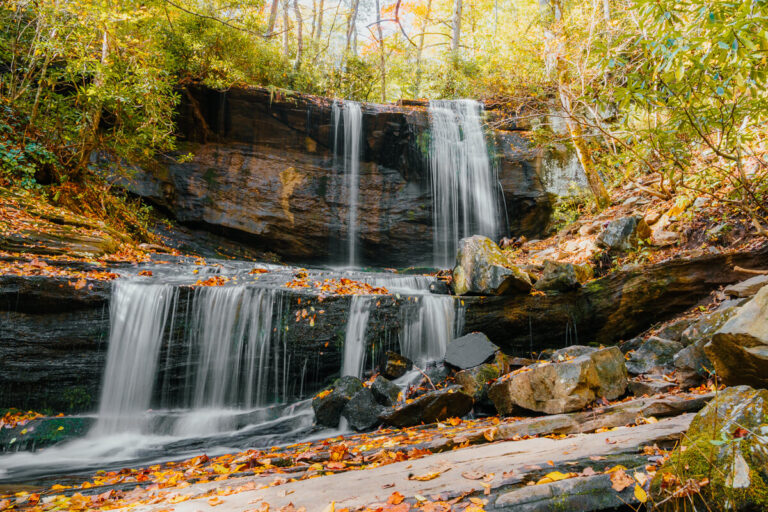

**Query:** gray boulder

left=705, top=286, right=768, bottom=388
left=656, top=317, right=695, bottom=342
left=444, top=332, right=500, bottom=369
left=628, top=376, right=677, bottom=397
left=454, top=353, right=509, bottom=412
left=452, top=236, right=532, bottom=296
left=488, top=347, right=628, bottom=415
left=428, top=280, right=452, bottom=295
left=625, top=336, right=684, bottom=375
left=369, top=376, right=401, bottom=406
left=596, top=216, right=651, bottom=252
left=380, top=386, right=474, bottom=427
left=673, top=340, right=712, bottom=388
left=312, top=376, right=363, bottom=428
left=680, top=306, right=739, bottom=345
left=723, top=275, right=768, bottom=298
left=342, top=389, right=384, bottom=431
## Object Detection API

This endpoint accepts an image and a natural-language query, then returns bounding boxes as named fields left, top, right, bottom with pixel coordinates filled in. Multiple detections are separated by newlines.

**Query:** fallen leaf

left=388, top=492, right=405, bottom=505
left=610, top=469, right=635, bottom=492
left=634, top=484, right=648, bottom=503
left=461, top=471, right=485, bottom=480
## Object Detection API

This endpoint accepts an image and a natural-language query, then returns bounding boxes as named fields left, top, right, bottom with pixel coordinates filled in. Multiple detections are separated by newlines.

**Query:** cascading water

left=94, top=282, right=178, bottom=435
left=332, top=100, right=363, bottom=266
left=341, top=295, right=372, bottom=378
left=428, top=99, right=502, bottom=267
left=399, top=295, right=456, bottom=366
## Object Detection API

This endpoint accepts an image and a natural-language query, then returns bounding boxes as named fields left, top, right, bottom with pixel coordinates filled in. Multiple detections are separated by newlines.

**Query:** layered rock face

left=129, top=86, right=562, bottom=267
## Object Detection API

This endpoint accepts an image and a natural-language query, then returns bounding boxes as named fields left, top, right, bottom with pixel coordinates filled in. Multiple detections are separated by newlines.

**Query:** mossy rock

left=651, top=386, right=768, bottom=510
left=0, top=416, right=94, bottom=452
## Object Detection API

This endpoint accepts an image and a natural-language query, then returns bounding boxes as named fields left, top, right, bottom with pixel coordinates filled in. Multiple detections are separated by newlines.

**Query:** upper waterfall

left=428, top=99, right=503, bottom=267
left=332, top=100, right=363, bottom=266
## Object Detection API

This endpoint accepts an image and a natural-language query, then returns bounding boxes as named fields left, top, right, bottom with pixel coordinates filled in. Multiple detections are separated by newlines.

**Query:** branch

left=160, top=0, right=272, bottom=39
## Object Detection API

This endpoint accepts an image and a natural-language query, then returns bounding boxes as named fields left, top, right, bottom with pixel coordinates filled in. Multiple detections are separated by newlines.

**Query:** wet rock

left=548, top=345, right=597, bottom=361
left=652, top=386, right=768, bottom=510
left=533, top=260, right=594, bottom=292
left=341, top=389, right=384, bottom=431
left=312, top=376, right=363, bottom=428
left=0, top=416, right=95, bottom=452
left=382, top=352, right=412, bottom=380
left=424, top=363, right=451, bottom=387
left=488, top=347, right=628, bottom=415
left=444, top=332, right=500, bottom=369
left=674, top=341, right=712, bottom=388
left=595, top=216, right=651, bottom=252
left=705, top=286, right=768, bottom=388
left=724, top=275, right=768, bottom=298
left=380, top=386, right=474, bottom=427
left=628, top=376, right=677, bottom=397
left=369, top=376, right=400, bottom=406
left=428, top=280, right=452, bottom=295
left=452, top=236, right=533, bottom=296
left=625, top=336, right=684, bottom=375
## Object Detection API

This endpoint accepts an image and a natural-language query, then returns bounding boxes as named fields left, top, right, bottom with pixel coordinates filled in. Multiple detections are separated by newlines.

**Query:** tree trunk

left=346, top=0, right=359, bottom=54
left=315, top=0, right=324, bottom=40
left=282, top=0, right=290, bottom=56
left=293, top=0, right=303, bottom=70
left=310, top=0, right=317, bottom=39
left=451, top=0, right=462, bottom=54
left=266, top=0, right=280, bottom=37
left=375, top=0, right=386, bottom=102
left=414, top=0, right=432, bottom=97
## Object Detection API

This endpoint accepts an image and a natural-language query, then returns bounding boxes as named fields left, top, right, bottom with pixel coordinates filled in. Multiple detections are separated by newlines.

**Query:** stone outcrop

left=723, top=275, right=768, bottom=298
left=705, top=286, right=768, bottom=388
left=595, top=216, right=651, bottom=252
left=452, top=236, right=532, bottom=295
left=126, top=86, right=566, bottom=266
left=463, top=243, right=768, bottom=353
left=488, top=347, right=628, bottom=415
left=341, top=388, right=384, bottom=431
left=533, top=260, right=593, bottom=292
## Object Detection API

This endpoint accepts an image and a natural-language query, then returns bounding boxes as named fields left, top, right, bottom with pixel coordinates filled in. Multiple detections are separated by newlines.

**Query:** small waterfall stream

left=428, top=99, right=502, bottom=267
left=332, top=100, right=363, bottom=266
left=341, top=296, right=372, bottom=378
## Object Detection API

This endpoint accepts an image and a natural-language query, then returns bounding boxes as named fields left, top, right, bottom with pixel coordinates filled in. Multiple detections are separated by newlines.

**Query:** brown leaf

left=610, top=470, right=635, bottom=492
left=461, top=471, right=485, bottom=480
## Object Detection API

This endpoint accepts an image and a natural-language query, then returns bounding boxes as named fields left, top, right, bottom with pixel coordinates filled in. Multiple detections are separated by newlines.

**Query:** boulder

left=625, top=336, right=684, bottom=375
left=628, top=376, right=677, bottom=397
left=444, top=332, right=500, bottom=369
left=380, top=386, right=474, bottom=427
left=533, top=260, right=594, bottom=292
left=595, top=216, right=651, bottom=252
left=724, top=275, right=768, bottom=298
left=656, top=317, right=695, bottom=342
left=488, top=347, right=628, bottom=415
left=454, top=353, right=510, bottom=411
left=674, top=340, right=712, bottom=388
left=312, top=376, right=363, bottom=428
left=705, top=286, right=768, bottom=388
left=369, top=376, right=400, bottom=406
left=428, top=280, right=452, bottom=295
left=680, top=305, right=739, bottom=345
left=652, top=386, right=768, bottom=511
left=382, top=352, right=412, bottom=380
left=341, top=389, right=384, bottom=431
left=452, top=236, right=533, bottom=296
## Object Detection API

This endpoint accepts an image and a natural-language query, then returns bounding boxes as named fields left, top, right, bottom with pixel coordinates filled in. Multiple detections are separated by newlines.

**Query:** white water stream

left=429, top=99, right=502, bottom=267
left=332, top=100, right=363, bottom=266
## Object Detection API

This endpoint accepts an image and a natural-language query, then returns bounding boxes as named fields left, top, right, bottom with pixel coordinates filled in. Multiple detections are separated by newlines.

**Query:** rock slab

left=444, top=332, right=499, bottom=369
left=452, top=236, right=532, bottom=295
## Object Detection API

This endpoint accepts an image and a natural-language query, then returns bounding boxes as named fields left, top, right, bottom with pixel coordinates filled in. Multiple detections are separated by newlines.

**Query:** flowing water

left=428, top=99, right=502, bottom=267
left=0, top=264, right=462, bottom=485
left=332, top=100, right=363, bottom=266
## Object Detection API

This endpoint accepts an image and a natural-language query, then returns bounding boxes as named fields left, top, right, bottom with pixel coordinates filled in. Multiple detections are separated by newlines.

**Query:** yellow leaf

left=634, top=484, right=648, bottom=503
left=322, top=501, right=335, bottom=512
left=536, top=471, right=575, bottom=484
left=409, top=471, right=441, bottom=481
left=604, top=465, right=627, bottom=474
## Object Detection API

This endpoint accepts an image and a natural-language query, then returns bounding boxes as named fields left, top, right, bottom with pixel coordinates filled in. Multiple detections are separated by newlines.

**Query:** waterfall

left=340, top=295, right=371, bottom=378
left=187, top=287, right=281, bottom=409
left=94, top=282, right=178, bottom=434
left=399, top=295, right=456, bottom=367
left=428, top=99, right=502, bottom=267
left=332, top=100, right=363, bottom=266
